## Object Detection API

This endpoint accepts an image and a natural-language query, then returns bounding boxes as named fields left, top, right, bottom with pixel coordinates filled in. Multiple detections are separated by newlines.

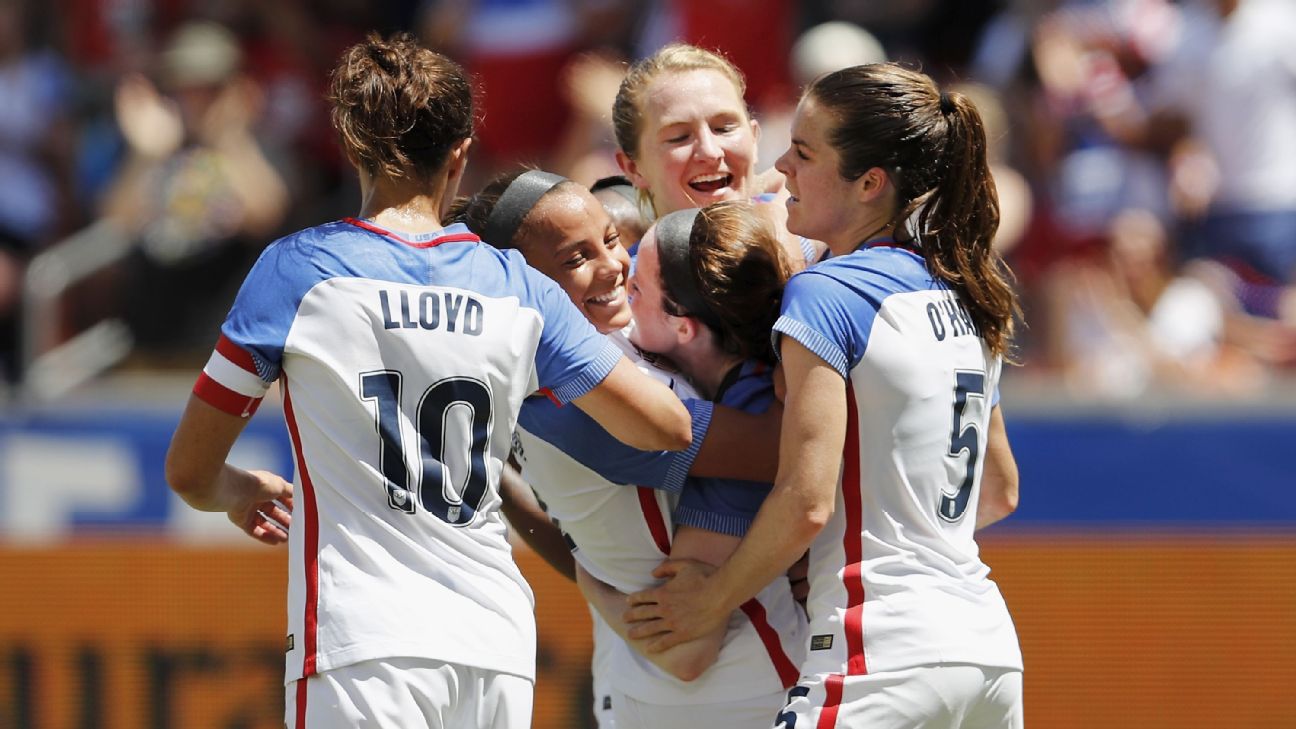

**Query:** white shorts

left=285, top=657, right=534, bottom=729
left=773, top=665, right=1023, bottom=729
left=612, top=686, right=786, bottom=729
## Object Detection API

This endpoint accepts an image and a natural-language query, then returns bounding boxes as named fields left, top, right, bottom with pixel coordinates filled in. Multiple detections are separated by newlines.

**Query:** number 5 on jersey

left=360, top=370, right=494, bottom=526
left=940, top=370, right=986, bottom=522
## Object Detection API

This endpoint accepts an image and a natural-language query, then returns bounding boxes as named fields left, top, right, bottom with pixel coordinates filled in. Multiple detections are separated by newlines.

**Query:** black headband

left=654, top=208, right=724, bottom=332
left=602, top=183, right=640, bottom=208
left=482, top=170, right=567, bottom=246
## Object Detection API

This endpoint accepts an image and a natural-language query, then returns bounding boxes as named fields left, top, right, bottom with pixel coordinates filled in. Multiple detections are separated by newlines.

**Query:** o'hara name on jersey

left=926, top=296, right=980, bottom=341
left=379, top=289, right=484, bottom=336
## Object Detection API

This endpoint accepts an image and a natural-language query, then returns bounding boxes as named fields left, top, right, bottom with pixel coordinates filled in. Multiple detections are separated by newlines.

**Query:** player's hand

left=623, top=559, right=725, bottom=653
left=227, top=470, right=293, bottom=546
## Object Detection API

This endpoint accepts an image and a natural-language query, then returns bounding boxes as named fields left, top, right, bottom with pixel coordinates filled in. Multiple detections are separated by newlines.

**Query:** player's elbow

left=662, top=406, right=693, bottom=452
left=977, top=476, right=1019, bottom=529
left=164, top=446, right=212, bottom=508
left=801, top=503, right=833, bottom=538
left=661, top=645, right=720, bottom=682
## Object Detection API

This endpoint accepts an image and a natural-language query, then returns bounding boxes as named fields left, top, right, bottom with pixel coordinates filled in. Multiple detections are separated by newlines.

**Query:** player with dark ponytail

left=626, top=63, right=1025, bottom=729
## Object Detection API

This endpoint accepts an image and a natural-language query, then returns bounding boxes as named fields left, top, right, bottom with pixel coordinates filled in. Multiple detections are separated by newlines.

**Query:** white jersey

left=512, top=332, right=805, bottom=705
left=773, top=243, right=1022, bottom=679
left=194, top=219, right=622, bottom=684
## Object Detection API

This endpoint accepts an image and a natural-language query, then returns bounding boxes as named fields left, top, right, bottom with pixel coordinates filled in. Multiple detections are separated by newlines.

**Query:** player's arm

left=165, top=395, right=293, bottom=545
left=499, top=461, right=576, bottom=582
left=575, top=553, right=725, bottom=682
left=976, top=405, right=1019, bottom=530
left=572, top=356, right=692, bottom=452
left=624, top=338, right=842, bottom=650
left=688, top=403, right=780, bottom=481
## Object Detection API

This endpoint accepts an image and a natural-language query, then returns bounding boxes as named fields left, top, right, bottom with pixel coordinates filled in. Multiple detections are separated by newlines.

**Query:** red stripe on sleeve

left=739, top=598, right=800, bottom=689
left=636, top=486, right=672, bottom=555
left=215, top=334, right=259, bottom=374
left=841, top=387, right=867, bottom=676
left=193, top=372, right=263, bottom=418
left=283, top=381, right=320, bottom=677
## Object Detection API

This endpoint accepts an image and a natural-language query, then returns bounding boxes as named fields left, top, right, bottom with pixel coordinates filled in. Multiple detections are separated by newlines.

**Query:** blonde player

left=163, top=34, right=691, bottom=729
left=626, top=64, right=1025, bottom=729
left=611, top=43, right=821, bottom=267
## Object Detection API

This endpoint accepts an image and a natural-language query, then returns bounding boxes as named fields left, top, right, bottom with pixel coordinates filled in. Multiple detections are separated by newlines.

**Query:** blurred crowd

left=1, top=0, right=1294, bottom=401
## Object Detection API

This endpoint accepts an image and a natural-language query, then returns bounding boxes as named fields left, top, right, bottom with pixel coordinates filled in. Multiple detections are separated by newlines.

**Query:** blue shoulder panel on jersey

left=221, top=220, right=615, bottom=399
left=772, top=247, right=938, bottom=378
left=517, top=395, right=713, bottom=492
left=675, top=360, right=775, bottom=537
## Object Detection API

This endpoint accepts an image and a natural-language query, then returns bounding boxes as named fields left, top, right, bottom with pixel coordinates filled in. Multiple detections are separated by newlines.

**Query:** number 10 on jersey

left=360, top=370, right=495, bottom=526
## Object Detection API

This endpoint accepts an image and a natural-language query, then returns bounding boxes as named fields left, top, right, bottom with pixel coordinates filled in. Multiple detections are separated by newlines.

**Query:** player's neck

left=357, top=174, right=450, bottom=234
left=676, top=344, right=742, bottom=401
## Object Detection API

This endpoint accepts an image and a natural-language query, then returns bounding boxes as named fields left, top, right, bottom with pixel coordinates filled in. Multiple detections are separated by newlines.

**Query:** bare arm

left=499, top=461, right=576, bottom=582
left=976, top=405, right=1019, bottom=530
left=688, top=402, right=781, bottom=481
left=166, top=395, right=293, bottom=545
left=572, top=356, right=692, bottom=452
left=624, top=339, right=843, bottom=650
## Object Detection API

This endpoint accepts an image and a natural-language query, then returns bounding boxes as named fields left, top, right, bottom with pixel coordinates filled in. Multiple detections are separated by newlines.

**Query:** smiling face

left=774, top=97, right=867, bottom=255
left=620, top=69, right=759, bottom=216
left=625, top=227, right=683, bottom=356
left=517, top=187, right=632, bottom=334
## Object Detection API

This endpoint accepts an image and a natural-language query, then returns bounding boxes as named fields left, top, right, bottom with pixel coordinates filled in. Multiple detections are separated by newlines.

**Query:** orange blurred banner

left=2, top=534, right=1294, bottom=728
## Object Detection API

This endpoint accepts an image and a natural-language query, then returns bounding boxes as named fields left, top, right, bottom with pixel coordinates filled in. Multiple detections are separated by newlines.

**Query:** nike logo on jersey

left=379, top=289, right=484, bottom=335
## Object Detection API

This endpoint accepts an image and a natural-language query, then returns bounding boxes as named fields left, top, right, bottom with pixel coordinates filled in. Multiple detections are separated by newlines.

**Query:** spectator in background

left=1042, top=207, right=1289, bottom=398
left=99, top=20, right=288, bottom=361
left=1140, top=0, right=1296, bottom=285
left=419, top=0, right=637, bottom=180
left=0, top=0, right=77, bottom=381
left=755, top=20, right=887, bottom=176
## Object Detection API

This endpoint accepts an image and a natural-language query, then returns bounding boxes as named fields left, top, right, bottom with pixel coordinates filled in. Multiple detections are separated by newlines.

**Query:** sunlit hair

left=328, top=32, right=474, bottom=183
left=612, top=44, right=749, bottom=215
left=448, top=169, right=584, bottom=249
left=805, top=63, right=1021, bottom=358
left=658, top=201, right=791, bottom=365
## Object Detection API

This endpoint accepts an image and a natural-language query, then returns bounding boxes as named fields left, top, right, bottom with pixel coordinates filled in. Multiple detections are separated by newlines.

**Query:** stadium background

left=2, top=0, right=1295, bottom=727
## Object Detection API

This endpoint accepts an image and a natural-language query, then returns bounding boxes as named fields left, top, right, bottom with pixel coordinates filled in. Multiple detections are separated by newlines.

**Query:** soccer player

left=611, top=43, right=819, bottom=267
left=580, top=202, right=807, bottom=729
left=590, top=174, right=649, bottom=250
left=163, top=33, right=690, bottom=729
left=625, top=63, right=1026, bottom=728
left=454, top=173, right=802, bottom=728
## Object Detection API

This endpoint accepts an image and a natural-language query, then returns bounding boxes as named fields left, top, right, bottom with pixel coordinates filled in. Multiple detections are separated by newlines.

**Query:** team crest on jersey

left=810, top=634, right=834, bottom=651
left=447, top=506, right=461, bottom=521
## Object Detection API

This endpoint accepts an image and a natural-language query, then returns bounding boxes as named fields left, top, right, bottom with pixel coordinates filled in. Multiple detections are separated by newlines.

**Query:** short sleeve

left=517, top=396, right=712, bottom=493
left=772, top=270, right=876, bottom=379
left=193, top=241, right=306, bottom=417
left=674, top=361, right=776, bottom=536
